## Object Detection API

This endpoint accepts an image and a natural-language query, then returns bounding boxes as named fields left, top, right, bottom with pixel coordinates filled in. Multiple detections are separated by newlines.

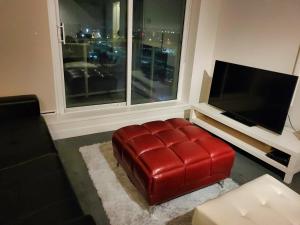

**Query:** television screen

left=209, top=60, right=298, bottom=134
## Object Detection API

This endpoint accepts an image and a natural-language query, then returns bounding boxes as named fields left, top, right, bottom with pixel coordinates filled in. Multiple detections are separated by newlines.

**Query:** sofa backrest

left=0, top=95, right=40, bottom=119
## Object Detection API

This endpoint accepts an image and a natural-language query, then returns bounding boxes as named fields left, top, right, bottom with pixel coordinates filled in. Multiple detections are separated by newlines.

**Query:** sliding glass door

left=57, top=0, right=186, bottom=109
left=131, top=0, right=186, bottom=104
left=58, top=0, right=127, bottom=108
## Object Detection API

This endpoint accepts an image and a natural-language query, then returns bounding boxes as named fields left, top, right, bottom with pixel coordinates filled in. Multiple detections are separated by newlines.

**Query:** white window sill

left=43, top=101, right=191, bottom=139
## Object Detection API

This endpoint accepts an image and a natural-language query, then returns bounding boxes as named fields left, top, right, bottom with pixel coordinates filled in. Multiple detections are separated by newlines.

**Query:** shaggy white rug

left=79, top=142, right=238, bottom=225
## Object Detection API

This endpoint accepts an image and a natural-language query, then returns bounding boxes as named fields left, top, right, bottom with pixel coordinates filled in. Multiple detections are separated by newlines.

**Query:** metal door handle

left=58, top=22, right=66, bottom=44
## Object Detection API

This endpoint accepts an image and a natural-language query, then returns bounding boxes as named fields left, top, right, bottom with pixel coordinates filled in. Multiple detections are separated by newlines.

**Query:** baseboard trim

left=44, top=103, right=190, bottom=140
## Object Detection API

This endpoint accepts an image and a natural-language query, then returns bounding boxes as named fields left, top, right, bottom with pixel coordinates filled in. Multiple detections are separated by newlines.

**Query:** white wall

left=214, top=0, right=300, bottom=73
left=0, top=0, right=56, bottom=112
left=213, top=0, right=300, bottom=130
left=181, top=0, right=201, bottom=103
left=189, top=0, right=222, bottom=104
left=291, top=54, right=300, bottom=130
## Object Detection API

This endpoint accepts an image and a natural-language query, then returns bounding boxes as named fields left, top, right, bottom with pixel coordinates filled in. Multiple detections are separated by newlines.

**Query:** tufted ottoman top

left=115, top=119, right=231, bottom=166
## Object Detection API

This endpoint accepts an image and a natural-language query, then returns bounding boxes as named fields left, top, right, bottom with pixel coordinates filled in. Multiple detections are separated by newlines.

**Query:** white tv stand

left=190, top=103, right=300, bottom=184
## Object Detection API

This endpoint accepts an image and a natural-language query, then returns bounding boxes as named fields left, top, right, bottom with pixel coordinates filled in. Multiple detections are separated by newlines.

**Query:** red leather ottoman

left=112, top=118, right=235, bottom=205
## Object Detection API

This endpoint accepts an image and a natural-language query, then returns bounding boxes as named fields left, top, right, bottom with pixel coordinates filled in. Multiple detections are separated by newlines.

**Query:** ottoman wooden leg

left=148, top=206, right=156, bottom=216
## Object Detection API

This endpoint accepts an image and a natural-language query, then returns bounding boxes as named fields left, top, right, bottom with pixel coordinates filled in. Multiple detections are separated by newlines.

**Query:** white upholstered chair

left=192, top=174, right=300, bottom=225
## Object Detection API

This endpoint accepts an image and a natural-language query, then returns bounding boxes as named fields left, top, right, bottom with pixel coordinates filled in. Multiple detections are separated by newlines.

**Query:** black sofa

left=0, top=95, right=96, bottom=225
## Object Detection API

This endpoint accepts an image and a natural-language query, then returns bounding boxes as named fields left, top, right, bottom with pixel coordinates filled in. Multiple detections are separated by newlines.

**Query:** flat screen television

left=208, top=60, right=298, bottom=134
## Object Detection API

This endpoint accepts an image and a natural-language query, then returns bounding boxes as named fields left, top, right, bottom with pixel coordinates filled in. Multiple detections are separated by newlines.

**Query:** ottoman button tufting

left=112, top=118, right=235, bottom=205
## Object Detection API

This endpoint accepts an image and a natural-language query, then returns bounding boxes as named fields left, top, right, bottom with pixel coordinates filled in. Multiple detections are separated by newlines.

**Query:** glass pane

left=59, top=0, right=127, bottom=108
left=131, top=0, right=186, bottom=104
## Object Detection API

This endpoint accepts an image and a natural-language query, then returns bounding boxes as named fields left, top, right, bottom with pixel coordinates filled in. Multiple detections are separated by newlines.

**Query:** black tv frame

left=208, top=60, right=298, bottom=134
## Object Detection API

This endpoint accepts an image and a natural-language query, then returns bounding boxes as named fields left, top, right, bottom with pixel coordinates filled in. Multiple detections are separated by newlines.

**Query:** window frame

left=47, top=0, right=192, bottom=115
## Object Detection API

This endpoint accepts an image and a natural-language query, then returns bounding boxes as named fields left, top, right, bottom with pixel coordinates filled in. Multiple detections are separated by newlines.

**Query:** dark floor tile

left=55, top=130, right=300, bottom=225
left=55, top=131, right=113, bottom=225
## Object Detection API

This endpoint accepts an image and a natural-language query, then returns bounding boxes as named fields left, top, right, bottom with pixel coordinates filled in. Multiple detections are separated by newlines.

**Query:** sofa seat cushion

left=18, top=198, right=83, bottom=225
left=0, top=154, right=82, bottom=225
left=62, top=215, right=96, bottom=225
left=0, top=116, right=56, bottom=169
